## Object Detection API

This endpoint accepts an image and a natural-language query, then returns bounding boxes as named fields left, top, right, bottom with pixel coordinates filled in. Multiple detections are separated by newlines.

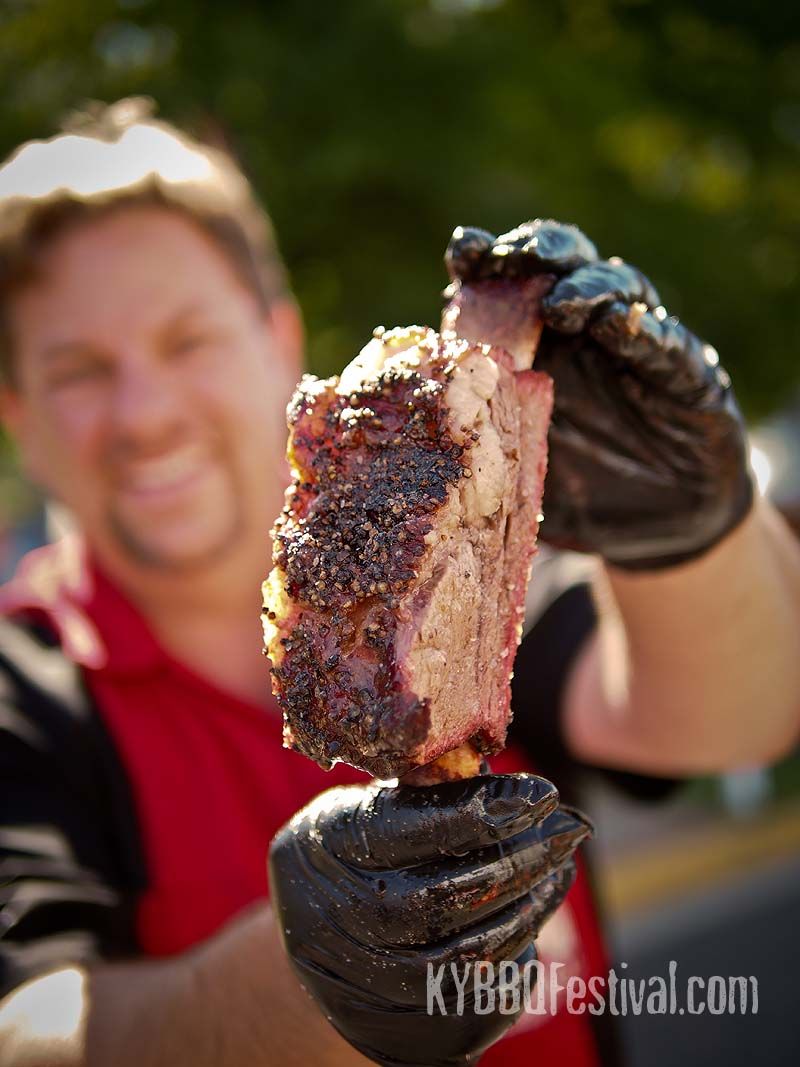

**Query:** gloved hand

left=268, top=774, right=591, bottom=1066
left=445, top=220, right=754, bottom=570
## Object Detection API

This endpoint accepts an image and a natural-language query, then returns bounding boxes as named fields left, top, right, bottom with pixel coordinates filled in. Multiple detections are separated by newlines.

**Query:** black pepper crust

left=265, top=330, right=478, bottom=775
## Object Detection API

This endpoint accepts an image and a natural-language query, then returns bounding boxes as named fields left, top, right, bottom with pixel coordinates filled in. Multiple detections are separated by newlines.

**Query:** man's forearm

left=0, top=904, right=369, bottom=1067
left=564, top=498, right=800, bottom=774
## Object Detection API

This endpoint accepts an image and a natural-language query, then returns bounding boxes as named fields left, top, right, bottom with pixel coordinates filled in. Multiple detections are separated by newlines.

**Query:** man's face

left=3, top=206, right=300, bottom=573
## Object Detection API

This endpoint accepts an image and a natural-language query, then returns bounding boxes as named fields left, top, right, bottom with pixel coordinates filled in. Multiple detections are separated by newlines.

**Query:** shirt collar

left=0, top=536, right=164, bottom=677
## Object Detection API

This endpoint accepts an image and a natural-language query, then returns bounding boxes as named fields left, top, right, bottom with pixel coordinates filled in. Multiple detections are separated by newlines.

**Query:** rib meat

left=263, top=276, right=553, bottom=779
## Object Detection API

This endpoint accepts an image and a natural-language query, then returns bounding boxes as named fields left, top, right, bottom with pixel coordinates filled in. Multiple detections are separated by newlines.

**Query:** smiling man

left=3, top=204, right=299, bottom=702
left=0, top=100, right=799, bottom=1067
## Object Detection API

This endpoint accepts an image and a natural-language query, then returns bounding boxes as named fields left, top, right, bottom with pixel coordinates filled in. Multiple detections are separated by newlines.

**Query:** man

left=0, top=100, right=798, bottom=1066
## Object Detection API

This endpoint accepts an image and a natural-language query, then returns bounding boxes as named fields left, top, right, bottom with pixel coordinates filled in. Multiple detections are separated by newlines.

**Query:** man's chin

left=108, top=513, right=244, bottom=574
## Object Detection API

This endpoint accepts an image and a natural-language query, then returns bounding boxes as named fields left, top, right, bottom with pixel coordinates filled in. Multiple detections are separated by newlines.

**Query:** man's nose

left=111, top=358, right=186, bottom=443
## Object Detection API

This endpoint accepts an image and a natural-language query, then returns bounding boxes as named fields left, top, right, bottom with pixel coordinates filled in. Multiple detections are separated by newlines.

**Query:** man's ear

left=265, top=297, right=305, bottom=380
left=0, top=385, right=48, bottom=490
left=0, top=383, right=24, bottom=448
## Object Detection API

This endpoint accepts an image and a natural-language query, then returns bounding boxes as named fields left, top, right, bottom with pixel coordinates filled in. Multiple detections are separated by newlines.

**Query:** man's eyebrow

left=164, top=301, right=217, bottom=327
left=39, top=302, right=217, bottom=361
left=156, top=301, right=223, bottom=343
left=39, top=340, right=105, bottom=363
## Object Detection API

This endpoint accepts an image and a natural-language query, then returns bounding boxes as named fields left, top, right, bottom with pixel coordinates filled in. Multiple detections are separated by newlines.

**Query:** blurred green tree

left=1, top=0, right=798, bottom=416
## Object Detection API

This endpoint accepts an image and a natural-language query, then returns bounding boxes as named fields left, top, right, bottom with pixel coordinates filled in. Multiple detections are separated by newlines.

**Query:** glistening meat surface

left=263, top=307, right=553, bottom=779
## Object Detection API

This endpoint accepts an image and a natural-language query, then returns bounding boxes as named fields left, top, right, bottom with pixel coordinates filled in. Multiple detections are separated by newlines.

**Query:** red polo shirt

left=1, top=539, right=605, bottom=1064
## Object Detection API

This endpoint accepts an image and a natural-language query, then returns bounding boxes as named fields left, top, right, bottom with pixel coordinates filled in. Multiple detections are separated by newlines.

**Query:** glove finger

left=328, top=773, right=560, bottom=869
left=364, top=808, right=591, bottom=946
left=589, top=300, right=727, bottom=401
left=542, top=258, right=661, bottom=333
left=446, top=219, right=598, bottom=283
left=524, top=859, right=578, bottom=931
left=491, top=219, right=599, bottom=275
left=400, top=868, right=575, bottom=986
left=445, top=225, right=495, bottom=281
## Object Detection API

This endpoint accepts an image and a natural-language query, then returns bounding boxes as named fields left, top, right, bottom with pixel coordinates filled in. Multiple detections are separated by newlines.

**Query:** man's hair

left=0, top=97, right=288, bottom=384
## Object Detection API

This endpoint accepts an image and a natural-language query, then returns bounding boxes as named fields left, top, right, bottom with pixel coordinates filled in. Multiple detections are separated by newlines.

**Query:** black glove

left=446, top=220, right=754, bottom=571
left=268, top=774, right=591, bottom=1066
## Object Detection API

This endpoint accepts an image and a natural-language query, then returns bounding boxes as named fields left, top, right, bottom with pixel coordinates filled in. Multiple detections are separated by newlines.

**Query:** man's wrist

left=185, top=901, right=370, bottom=1066
left=601, top=492, right=760, bottom=586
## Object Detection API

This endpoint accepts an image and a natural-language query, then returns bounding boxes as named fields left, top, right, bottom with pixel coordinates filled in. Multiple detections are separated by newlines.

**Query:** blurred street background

left=590, top=774, right=800, bottom=1065
left=2, top=2, right=799, bottom=1063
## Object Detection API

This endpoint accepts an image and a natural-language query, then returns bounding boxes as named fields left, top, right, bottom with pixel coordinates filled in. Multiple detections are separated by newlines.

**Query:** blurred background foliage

left=1, top=0, right=799, bottom=416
